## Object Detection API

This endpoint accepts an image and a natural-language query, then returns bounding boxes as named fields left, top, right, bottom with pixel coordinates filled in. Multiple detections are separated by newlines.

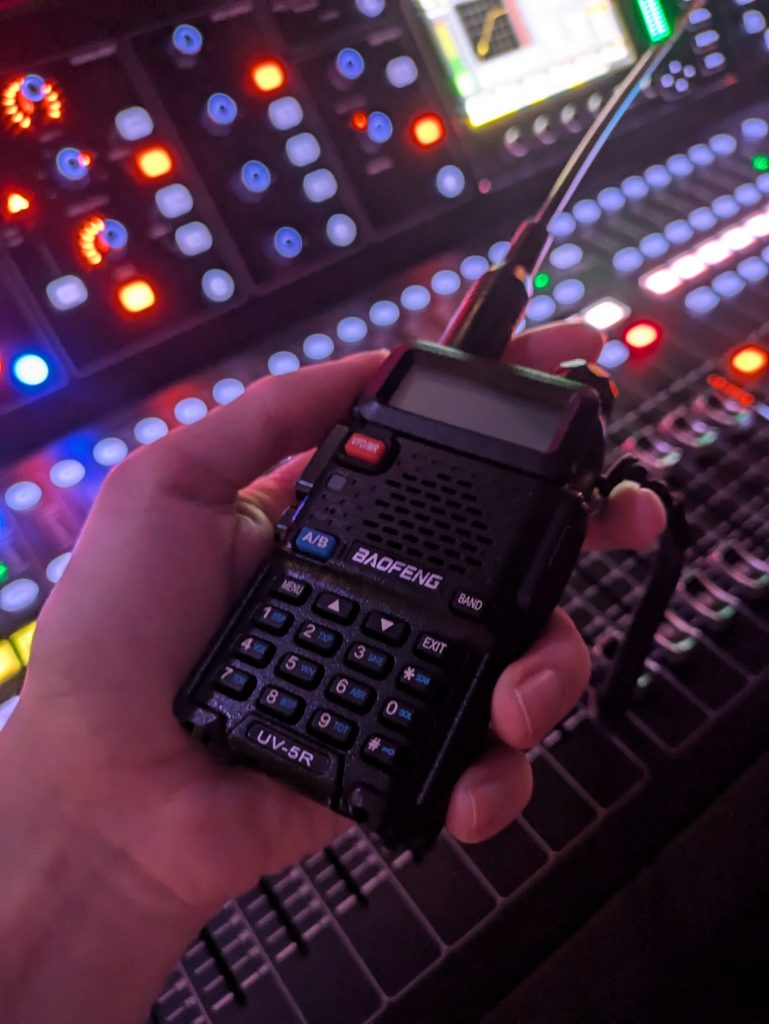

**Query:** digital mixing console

left=1, top=1, right=769, bottom=1021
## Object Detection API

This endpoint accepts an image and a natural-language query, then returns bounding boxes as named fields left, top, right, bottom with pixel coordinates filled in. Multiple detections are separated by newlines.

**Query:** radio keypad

left=398, top=664, right=444, bottom=702
left=309, top=709, right=357, bottom=748
left=327, top=675, right=375, bottom=712
left=234, top=634, right=275, bottom=667
left=253, top=604, right=294, bottom=635
left=415, top=631, right=462, bottom=667
left=362, top=734, right=408, bottom=774
left=362, top=610, right=409, bottom=645
left=258, top=685, right=304, bottom=723
left=379, top=697, right=424, bottom=735
left=345, top=642, right=393, bottom=678
left=273, top=577, right=311, bottom=604
left=296, top=620, right=342, bottom=655
left=215, top=664, right=256, bottom=699
left=314, top=592, right=358, bottom=623
left=277, top=652, right=323, bottom=689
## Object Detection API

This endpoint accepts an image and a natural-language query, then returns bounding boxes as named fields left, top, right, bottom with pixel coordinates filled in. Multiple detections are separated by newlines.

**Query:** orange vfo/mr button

left=117, top=278, right=156, bottom=314
left=344, top=433, right=387, bottom=465
left=730, top=344, right=769, bottom=377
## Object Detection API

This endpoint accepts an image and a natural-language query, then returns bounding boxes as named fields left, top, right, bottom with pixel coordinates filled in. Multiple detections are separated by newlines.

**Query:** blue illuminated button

left=436, top=163, right=466, bottom=197
left=55, top=147, right=90, bottom=183
left=155, top=183, right=193, bottom=219
left=100, top=219, right=128, bottom=253
left=688, top=143, right=714, bottom=167
left=46, top=552, right=71, bottom=584
left=460, top=254, right=488, bottom=280
left=201, top=268, right=235, bottom=303
left=5, top=481, right=42, bottom=512
left=613, top=248, right=643, bottom=274
left=400, top=284, right=430, bottom=310
left=268, top=351, right=300, bottom=375
left=553, top=278, right=586, bottom=306
left=295, top=526, right=338, bottom=561
left=356, top=0, right=385, bottom=15
left=46, top=275, right=87, bottom=312
left=689, top=206, right=717, bottom=232
left=737, top=257, right=769, bottom=283
left=644, top=164, right=672, bottom=188
left=712, top=194, right=739, bottom=219
left=240, top=160, right=271, bottom=194
left=205, top=92, right=238, bottom=127
left=337, top=316, right=367, bottom=343
left=758, top=174, right=769, bottom=195
left=743, top=11, right=767, bottom=34
left=431, top=269, right=460, bottom=294
left=573, top=199, right=601, bottom=225
left=268, top=96, right=303, bottom=131
left=597, top=339, right=630, bottom=369
left=0, top=578, right=39, bottom=614
left=171, top=23, right=203, bottom=56
left=369, top=299, right=399, bottom=326
left=550, top=243, right=583, bottom=270
left=488, top=240, right=510, bottom=263
left=115, top=106, right=154, bottom=141
left=303, top=333, right=334, bottom=360
left=704, top=51, right=725, bottom=73
left=386, top=55, right=418, bottom=88
left=685, top=286, right=719, bottom=314
left=742, top=117, right=769, bottom=140
left=212, top=378, right=244, bottom=404
left=734, top=183, right=761, bottom=207
left=303, top=168, right=337, bottom=203
left=49, top=459, right=85, bottom=488
left=548, top=212, right=576, bottom=238
left=712, top=271, right=745, bottom=298
left=134, top=417, right=168, bottom=445
left=336, top=47, right=365, bottom=80
left=596, top=187, right=625, bottom=212
left=175, top=221, right=213, bottom=256
left=639, top=233, right=669, bottom=259
left=174, top=397, right=207, bottom=424
left=93, top=437, right=128, bottom=466
left=20, top=73, right=44, bottom=103
left=621, top=175, right=649, bottom=200
left=273, top=226, right=303, bottom=258
left=667, top=154, right=694, bottom=177
left=285, top=132, right=320, bottom=167
left=664, top=220, right=694, bottom=245
left=367, top=111, right=393, bottom=143
left=11, top=352, right=51, bottom=386
left=526, top=295, right=556, bottom=323
left=326, top=213, right=357, bottom=247
left=709, top=133, right=736, bottom=156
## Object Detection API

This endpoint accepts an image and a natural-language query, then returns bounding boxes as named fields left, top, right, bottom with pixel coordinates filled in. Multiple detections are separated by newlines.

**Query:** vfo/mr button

left=343, top=433, right=387, bottom=466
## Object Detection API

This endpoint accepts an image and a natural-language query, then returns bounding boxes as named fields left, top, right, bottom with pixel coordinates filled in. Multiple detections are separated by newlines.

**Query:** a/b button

left=295, top=526, right=337, bottom=561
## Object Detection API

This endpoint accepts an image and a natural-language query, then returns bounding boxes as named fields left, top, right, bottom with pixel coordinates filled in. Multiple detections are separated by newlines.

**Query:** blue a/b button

left=295, top=526, right=338, bottom=561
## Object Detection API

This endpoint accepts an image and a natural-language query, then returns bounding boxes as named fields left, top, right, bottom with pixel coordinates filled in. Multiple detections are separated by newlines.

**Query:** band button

left=295, top=526, right=338, bottom=561
left=450, top=589, right=487, bottom=619
left=343, top=432, right=387, bottom=465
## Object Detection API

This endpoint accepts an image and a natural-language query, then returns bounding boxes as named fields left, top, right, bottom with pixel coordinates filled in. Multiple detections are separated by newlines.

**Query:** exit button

left=344, top=432, right=387, bottom=465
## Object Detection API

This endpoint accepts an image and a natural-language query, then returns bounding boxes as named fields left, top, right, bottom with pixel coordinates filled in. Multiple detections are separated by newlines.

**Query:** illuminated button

left=3, top=190, right=32, bottom=218
left=155, top=183, right=193, bottom=219
left=0, top=696, right=20, bottom=728
left=596, top=187, right=625, bottom=212
left=303, top=168, right=337, bottom=203
left=326, top=213, right=357, bottom=247
left=743, top=10, right=766, bottom=34
left=286, top=132, right=320, bottom=167
left=0, top=579, right=39, bottom=613
left=488, top=240, right=510, bottom=263
left=55, top=147, right=91, bottom=183
left=621, top=175, right=650, bottom=200
left=742, top=117, right=769, bottom=140
left=664, top=220, right=694, bottom=245
left=268, top=96, right=303, bottom=131
left=625, top=322, right=661, bottom=350
left=597, top=339, right=630, bottom=369
left=734, top=183, right=761, bottom=207
left=644, top=164, right=672, bottom=188
left=369, top=299, right=399, bottom=326
left=205, top=92, right=238, bottom=127
left=689, top=206, right=717, bottom=232
left=400, top=284, right=430, bottom=311
left=613, top=248, right=643, bottom=274
left=688, top=143, right=714, bottom=167
left=5, top=481, right=42, bottom=512
left=758, top=175, right=769, bottom=195
left=411, top=113, right=445, bottom=147
left=268, top=351, right=300, bottom=375
left=10, top=620, right=35, bottom=664
left=171, top=23, right=203, bottom=56
left=712, top=195, right=739, bottom=221
left=526, top=295, right=556, bottom=323
left=295, top=526, right=338, bottom=561
left=431, top=269, right=461, bottom=294
left=548, top=212, right=576, bottom=238
left=46, top=552, right=71, bottom=584
left=436, top=163, right=466, bottom=197
left=273, top=226, right=303, bottom=259
left=367, top=111, right=393, bottom=143
left=212, top=378, right=244, bottom=404
left=667, top=154, right=694, bottom=177
left=710, top=133, right=737, bottom=156
left=135, top=146, right=173, bottom=179
left=573, top=199, right=601, bottom=225
left=201, top=268, right=235, bottom=303
left=93, top=437, right=128, bottom=466
left=345, top=433, right=387, bottom=465
left=134, top=417, right=168, bottom=444
left=117, top=279, right=156, bottom=314
left=240, top=160, right=271, bottom=195
left=581, top=298, right=630, bottom=331
left=731, top=345, right=769, bottom=376
left=553, top=278, right=586, bottom=306
left=12, top=353, right=51, bottom=387
left=639, top=233, right=669, bottom=259
left=712, top=271, right=745, bottom=298
left=386, top=55, right=418, bottom=88
left=550, top=243, right=583, bottom=270
left=115, top=106, right=154, bottom=141
left=336, top=47, right=365, bottom=80
left=174, top=397, right=207, bottom=424
left=737, top=257, right=768, bottom=283
left=356, top=0, right=385, bottom=14
left=251, top=60, right=286, bottom=93
left=46, top=274, right=87, bottom=312
left=0, top=640, right=21, bottom=685
left=173, top=221, right=212, bottom=256
left=685, top=287, right=719, bottom=315
left=49, top=459, right=85, bottom=488
left=303, top=333, right=334, bottom=360
left=337, top=316, right=367, bottom=343
left=459, top=254, right=488, bottom=280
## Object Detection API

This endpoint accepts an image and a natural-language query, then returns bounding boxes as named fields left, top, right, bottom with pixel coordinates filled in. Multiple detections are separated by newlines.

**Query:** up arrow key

left=363, top=610, right=409, bottom=646
left=328, top=599, right=341, bottom=614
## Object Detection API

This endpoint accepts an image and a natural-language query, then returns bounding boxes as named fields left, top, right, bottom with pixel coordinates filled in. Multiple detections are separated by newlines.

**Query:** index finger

left=504, top=321, right=604, bottom=372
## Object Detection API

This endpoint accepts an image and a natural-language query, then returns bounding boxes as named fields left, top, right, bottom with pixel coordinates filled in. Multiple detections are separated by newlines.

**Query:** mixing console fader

left=2, top=1, right=769, bottom=1021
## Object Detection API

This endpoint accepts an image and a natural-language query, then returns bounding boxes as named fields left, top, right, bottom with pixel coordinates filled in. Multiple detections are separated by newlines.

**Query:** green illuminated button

left=635, top=0, right=672, bottom=43
left=0, top=563, right=8, bottom=585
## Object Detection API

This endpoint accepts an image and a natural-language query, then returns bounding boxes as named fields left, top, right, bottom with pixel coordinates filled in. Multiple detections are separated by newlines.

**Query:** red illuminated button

left=412, top=113, right=445, bottom=148
left=344, top=433, right=387, bottom=465
left=624, top=321, right=661, bottom=350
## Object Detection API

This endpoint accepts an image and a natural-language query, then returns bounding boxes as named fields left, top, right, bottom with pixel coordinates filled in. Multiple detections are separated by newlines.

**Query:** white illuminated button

left=356, top=0, right=385, bottom=14
left=285, top=132, right=320, bottom=167
left=642, top=268, right=680, bottom=295
left=303, top=333, right=334, bottom=360
left=326, top=213, right=357, bottom=247
left=303, top=168, right=337, bottom=203
left=268, top=351, right=300, bottom=375
left=115, top=106, right=154, bottom=141
left=526, top=295, right=556, bottom=322
left=386, top=55, right=418, bottom=88
left=49, top=459, right=85, bottom=488
left=581, top=298, right=631, bottom=331
left=5, top=481, right=42, bottom=512
left=460, top=254, right=488, bottom=280
left=598, top=339, right=630, bottom=369
left=553, top=278, right=586, bottom=306
left=400, top=284, right=430, bottom=311
left=174, top=397, right=207, bottom=423
left=431, top=269, right=460, bottom=294
left=268, top=96, right=303, bottom=131
left=46, top=552, right=71, bottom=584
left=436, top=165, right=465, bottom=198
left=550, top=244, right=583, bottom=270
left=134, top=417, right=169, bottom=445
left=369, top=300, right=399, bottom=326
left=337, top=316, right=367, bottom=343
left=93, top=437, right=128, bottom=466
left=685, top=287, right=719, bottom=315
left=0, top=578, right=39, bottom=613
left=201, top=268, right=235, bottom=303
left=46, top=275, right=87, bottom=312
left=175, top=221, right=213, bottom=256
left=212, top=378, right=245, bottom=404
left=155, top=183, right=193, bottom=219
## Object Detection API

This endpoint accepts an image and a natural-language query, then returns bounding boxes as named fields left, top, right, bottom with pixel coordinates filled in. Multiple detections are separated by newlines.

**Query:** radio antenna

left=441, top=0, right=708, bottom=358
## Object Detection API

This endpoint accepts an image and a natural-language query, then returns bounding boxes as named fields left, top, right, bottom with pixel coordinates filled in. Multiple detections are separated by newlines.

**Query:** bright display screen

left=415, top=0, right=636, bottom=127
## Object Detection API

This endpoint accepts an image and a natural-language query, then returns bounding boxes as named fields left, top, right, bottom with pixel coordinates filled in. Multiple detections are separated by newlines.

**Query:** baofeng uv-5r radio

left=174, top=3, right=698, bottom=851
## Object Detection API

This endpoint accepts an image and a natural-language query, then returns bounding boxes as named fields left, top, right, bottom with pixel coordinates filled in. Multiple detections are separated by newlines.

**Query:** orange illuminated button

left=350, top=110, right=368, bottom=132
left=117, top=278, right=156, bottom=314
left=135, top=145, right=173, bottom=179
left=730, top=344, right=769, bottom=377
left=4, top=189, right=31, bottom=216
left=344, top=433, right=387, bottom=465
left=411, top=113, right=445, bottom=148
left=624, top=321, right=661, bottom=350
left=251, top=59, right=286, bottom=93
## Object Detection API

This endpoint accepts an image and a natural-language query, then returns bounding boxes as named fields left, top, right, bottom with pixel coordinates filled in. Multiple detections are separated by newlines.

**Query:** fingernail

left=513, top=668, right=565, bottom=742
left=460, top=777, right=505, bottom=838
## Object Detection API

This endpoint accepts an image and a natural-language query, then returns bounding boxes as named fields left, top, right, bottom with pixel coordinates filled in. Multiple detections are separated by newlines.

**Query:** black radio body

left=175, top=342, right=606, bottom=850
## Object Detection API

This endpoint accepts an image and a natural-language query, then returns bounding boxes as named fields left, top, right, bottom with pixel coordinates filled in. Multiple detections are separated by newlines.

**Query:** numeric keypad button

left=308, top=709, right=357, bottom=748
left=362, top=734, right=409, bottom=774
left=345, top=642, right=393, bottom=678
left=257, top=685, right=304, bottom=723
left=253, top=604, right=294, bottom=635
left=277, top=652, right=322, bottom=689
left=327, top=675, right=375, bottom=712
left=397, top=664, right=444, bottom=702
left=296, top=620, right=342, bottom=655
left=214, top=664, right=255, bottom=699
left=234, top=634, right=275, bottom=667
left=314, top=592, right=358, bottom=624
left=380, top=697, right=425, bottom=736
left=362, top=611, right=409, bottom=645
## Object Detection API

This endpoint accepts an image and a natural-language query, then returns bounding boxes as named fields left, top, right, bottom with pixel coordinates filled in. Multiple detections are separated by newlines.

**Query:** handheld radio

left=174, top=3, right=699, bottom=851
